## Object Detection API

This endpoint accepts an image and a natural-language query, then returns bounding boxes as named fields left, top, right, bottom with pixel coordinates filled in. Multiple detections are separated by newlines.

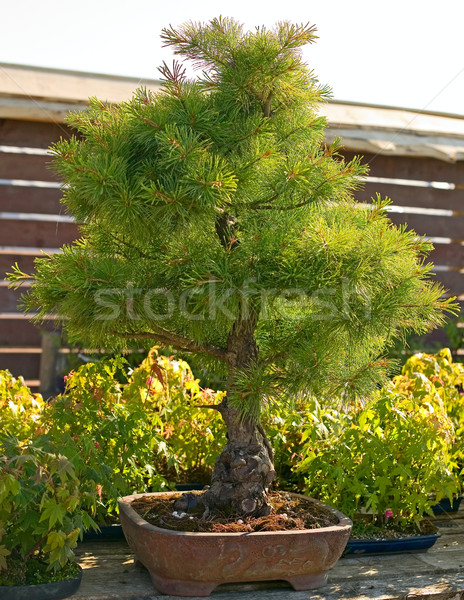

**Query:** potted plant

left=0, top=433, right=99, bottom=599
left=297, top=373, right=459, bottom=554
left=40, top=349, right=226, bottom=531
left=0, top=369, right=104, bottom=597
left=399, top=348, right=464, bottom=514
left=8, top=17, right=456, bottom=596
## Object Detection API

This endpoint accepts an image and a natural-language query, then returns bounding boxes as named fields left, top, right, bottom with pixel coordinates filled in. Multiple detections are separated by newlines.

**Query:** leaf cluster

left=296, top=362, right=459, bottom=526
left=0, top=370, right=44, bottom=441
left=0, top=433, right=98, bottom=580
left=398, top=348, right=464, bottom=475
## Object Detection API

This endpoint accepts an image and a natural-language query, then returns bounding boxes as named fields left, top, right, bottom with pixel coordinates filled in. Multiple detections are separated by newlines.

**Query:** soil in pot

left=350, top=518, right=437, bottom=540
left=130, top=490, right=339, bottom=532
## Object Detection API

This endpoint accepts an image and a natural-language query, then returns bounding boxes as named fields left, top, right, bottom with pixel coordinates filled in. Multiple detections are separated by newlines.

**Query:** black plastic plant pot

left=174, top=483, right=204, bottom=492
left=81, top=524, right=125, bottom=542
left=0, top=566, right=82, bottom=600
left=431, top=496, right=463, bottom=515
left=345, top=532, right=440, bottom=556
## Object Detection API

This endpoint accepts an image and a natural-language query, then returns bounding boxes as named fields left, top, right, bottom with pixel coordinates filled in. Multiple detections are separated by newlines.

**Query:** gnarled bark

left=202, top=403, right=276, bottom=517
left=200, top=311, right=276, bottom=517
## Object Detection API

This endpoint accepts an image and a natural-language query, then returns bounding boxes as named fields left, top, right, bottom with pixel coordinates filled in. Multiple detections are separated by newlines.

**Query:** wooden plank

left=411, top=327, right=455, bottom=349
left=0, top=220, right=79, bottom=247
left=355, top=183, right=464, bottom=213
left=0, top=353, right=41, bottom=380
left=429, top=243, right=464, bottom=267
left=342, top=151, right=464, bottom=185
left=0, top=119, right=74, bottom=147
left=0, top=185, right=64, bottom=214
left=429, top=270, right=464, bottom=296
left=0, top=255, right=39, bottom=279
left=0, top=286, right=23, bottom=312
left=388, top=212, right=464, bottom=240
left=0, top=153, right=59, bottom=181
left=0, top=319, right=59, bottom=346
left=0, top=66, right=160, bottom=109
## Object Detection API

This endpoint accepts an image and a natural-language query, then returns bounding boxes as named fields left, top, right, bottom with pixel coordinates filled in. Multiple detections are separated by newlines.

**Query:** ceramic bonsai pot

left=118, top=491, right=352, bottom=597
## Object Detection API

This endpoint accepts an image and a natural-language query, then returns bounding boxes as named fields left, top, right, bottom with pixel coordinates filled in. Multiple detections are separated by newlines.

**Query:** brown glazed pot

left=118, top=492, right=352, bottom=597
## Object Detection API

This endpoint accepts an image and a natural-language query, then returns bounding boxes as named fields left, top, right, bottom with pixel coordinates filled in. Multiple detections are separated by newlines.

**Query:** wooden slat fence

left=1, top=119, right=463, bottom=390
left=346, top=151, right=464, bottom=304
left=0, top=118, right=78, bottom=387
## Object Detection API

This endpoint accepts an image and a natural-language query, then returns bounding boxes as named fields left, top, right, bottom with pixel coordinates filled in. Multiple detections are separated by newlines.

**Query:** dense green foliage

left=0, top=351, right=225, bottom=533
left=0, top=370, right=43, bottom=441
left=8, top=18, right=455, bottom=418
left=0, top=433, right=98, bottom=583
left=400, top=348, right=464, bottom=477
left=0, top=354, right=226, bottom=583
left=40, top=356, right=172, bottom=520
left=124, top=348, right=226, bottom=479
left=294, top=350, right=462, bottom=526
left=41, top=349, right=226, bottom=519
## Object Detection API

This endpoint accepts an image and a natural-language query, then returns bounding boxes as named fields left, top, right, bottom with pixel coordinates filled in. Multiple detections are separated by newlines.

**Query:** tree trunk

left=201, top=312, right=276, bottom=517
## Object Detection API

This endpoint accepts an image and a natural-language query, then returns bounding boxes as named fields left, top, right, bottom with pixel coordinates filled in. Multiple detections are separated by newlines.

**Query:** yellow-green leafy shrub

left=400, top=348, right=464, bottom=477
left=0, top=370, right=43, bottom=440
left=0, top=434, right=98, bottom=584
left=298, top=379, right=458, bottom=526
left=125, top=348, right=226, bottom=483
left=40, top=348, right=226, bottom=519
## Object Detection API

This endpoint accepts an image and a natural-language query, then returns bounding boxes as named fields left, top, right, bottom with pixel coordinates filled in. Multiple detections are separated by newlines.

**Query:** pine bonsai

left=9, top=18, right=455, bottom=518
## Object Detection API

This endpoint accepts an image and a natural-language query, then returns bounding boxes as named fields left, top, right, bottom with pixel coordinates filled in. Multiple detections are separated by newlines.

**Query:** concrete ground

left=73, top=508, right=464, bottom=600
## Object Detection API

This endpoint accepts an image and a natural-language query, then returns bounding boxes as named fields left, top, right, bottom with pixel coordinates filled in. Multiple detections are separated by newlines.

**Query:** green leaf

left=47, top=530, right=66, bottom=550
left=0, top=545, right=10, bottom=571
left=39, top=499, right=66, bottom=528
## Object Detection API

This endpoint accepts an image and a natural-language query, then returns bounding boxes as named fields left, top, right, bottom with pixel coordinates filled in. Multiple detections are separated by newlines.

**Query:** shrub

left=40, top=355, right=173, bottom=521
left=41, top=348, right=226, bottom=520
left=0, top=434, right=98, bottom=585
left=124, top=348, right=227, bottom=483
left=400, top=348, right=464, bottom=477
left=0, top=370, right=43, bottom=441
left=0, top=349, right=226, bottom=528
left=298, top=380, right=458, bottom=526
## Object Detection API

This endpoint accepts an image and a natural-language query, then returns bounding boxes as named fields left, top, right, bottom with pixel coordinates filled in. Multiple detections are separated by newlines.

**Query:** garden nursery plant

left=400, top=347, right=464, bottom=481
left=0, top=354, right=226, bottom=592
left=0, top=371, right=99, bottom=594
left=297, top=378, right=459, bottom=529
left=40, top=348, right=227, bottom=523
left=8, top=17, right=457, bottom=594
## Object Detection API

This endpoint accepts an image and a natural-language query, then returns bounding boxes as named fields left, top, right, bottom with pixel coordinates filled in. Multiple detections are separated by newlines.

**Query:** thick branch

left=263, top=92, right=273, bottom=118
left=196, top=403, right=224, bottom=412
left=215, top=212, right=239, bottom=251
left=115, top=328, right=227, bottom=361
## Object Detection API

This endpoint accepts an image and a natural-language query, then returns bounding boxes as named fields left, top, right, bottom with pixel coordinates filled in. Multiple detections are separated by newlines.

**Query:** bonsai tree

left=9, top=18, right=455, bottom=519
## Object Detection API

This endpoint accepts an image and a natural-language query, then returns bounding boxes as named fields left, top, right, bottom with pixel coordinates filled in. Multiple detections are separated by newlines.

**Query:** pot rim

left=118, top=491, right=353, bottom=538
left=347, top=531, right=440, bottom=545
left=0, top=564, right=82, bottom=592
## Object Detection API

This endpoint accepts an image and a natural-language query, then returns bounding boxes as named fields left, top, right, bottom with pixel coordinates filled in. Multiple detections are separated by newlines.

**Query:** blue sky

left=2, top=0, right=464, bottom=115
